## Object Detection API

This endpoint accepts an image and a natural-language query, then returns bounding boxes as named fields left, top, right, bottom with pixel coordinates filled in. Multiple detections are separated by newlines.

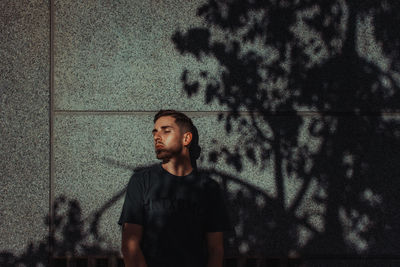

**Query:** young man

left=118, top=110, right=231, bottom=267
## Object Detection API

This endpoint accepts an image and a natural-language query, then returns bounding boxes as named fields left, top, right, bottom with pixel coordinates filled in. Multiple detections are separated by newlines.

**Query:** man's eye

left=165, top=131, right=170, bottom=133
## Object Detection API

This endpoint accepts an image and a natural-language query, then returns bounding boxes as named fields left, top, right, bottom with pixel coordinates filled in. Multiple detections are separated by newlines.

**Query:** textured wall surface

left=0, top=0, right=50, bottom=263
left=51, top=0, right=400, bottom=260
left=54, top=0, right=224, bottom=111
left=1, top=0, right=400, bottom=265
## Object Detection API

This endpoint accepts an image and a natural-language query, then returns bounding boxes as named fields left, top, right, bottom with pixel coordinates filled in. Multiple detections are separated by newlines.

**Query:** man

left=118, top=110, right=231, bottom=267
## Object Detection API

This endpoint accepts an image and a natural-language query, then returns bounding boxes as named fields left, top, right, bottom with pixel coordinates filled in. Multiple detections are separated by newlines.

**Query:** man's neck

left=161, top=158, right=193, bottom=177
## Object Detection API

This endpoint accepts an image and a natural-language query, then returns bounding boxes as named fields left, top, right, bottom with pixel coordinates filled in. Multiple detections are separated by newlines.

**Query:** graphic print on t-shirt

left=144, top=181, right=206, bottom=234
left=144, top=197, right=200, bottom=213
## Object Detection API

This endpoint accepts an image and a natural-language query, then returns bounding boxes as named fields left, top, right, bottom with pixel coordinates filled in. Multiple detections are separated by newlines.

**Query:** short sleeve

left=118, top=173, right=145, bottom=226
left=205, top=180, right=232, bottom=233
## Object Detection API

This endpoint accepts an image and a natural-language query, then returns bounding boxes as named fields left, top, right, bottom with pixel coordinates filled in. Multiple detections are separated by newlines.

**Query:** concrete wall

left=0, top=0, right=50, bottom=265
left=1, top=0, right=400, bottom=266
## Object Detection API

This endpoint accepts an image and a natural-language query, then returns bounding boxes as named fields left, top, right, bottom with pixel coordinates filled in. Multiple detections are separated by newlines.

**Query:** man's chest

left=142, top=179, right=208, bottom=228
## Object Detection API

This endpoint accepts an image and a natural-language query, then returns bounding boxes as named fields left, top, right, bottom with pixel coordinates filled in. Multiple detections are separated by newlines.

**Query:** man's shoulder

left=195, top=170, right=222, bottom=189
left=129, top=163, right=160, bottom=182
left=134, top=163, right=160, bottom=174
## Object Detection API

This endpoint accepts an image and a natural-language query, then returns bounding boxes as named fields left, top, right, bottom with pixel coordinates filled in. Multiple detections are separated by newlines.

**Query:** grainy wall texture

left=1, top=0, right=400, bottom=266
left=0, top=0, right=50, bottom=265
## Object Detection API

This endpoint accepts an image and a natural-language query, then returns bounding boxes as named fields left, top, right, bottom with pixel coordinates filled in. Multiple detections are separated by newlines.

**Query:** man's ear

left=183, top=132, right=193, bottom=146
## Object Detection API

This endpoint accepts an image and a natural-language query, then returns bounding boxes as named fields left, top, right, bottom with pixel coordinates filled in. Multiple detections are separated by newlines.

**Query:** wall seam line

left=51, top=110, right=399, bottom=116
left=49, top=0, right=55, bottom=264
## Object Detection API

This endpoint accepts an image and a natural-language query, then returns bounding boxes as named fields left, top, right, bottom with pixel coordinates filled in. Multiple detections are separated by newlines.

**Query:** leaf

left=209, top=151, right=219, bottom=162
left=246, top=148, right=257, bottom=163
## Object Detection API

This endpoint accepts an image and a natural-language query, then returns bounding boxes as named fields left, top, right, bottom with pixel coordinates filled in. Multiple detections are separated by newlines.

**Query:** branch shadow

left=172, top=0, right=400, bottom=260
left=0, top=162, right=290, bottom=265
left=0, top=163, right=149, bottom=266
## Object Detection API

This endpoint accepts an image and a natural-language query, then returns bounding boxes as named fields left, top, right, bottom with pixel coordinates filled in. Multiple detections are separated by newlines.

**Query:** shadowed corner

left=171, top=0, right=400, bottom=263
left=0, top=191, right=125, bottom=266
left=0, top=156, right=155, bottom=266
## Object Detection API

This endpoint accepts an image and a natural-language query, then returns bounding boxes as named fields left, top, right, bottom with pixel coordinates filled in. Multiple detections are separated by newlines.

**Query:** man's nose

left=154, top=133, right=161, bottom=142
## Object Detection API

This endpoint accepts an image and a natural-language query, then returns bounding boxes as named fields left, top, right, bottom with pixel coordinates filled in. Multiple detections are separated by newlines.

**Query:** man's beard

left=155, top=146, right=182, bottom=162
left=155, top=148, right=175, bottom=162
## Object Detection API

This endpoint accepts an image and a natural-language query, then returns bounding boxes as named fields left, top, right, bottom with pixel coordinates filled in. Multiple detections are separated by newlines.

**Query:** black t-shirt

left=118, top=163, right=231, bottom=267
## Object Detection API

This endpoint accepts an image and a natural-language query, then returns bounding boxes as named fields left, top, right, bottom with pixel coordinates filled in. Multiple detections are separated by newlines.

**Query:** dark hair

left=153, top=110, right=201, bottom=168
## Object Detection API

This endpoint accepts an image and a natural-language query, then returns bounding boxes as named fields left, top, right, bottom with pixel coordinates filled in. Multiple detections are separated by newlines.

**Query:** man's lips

left=155, top=144, right=164, bottom=149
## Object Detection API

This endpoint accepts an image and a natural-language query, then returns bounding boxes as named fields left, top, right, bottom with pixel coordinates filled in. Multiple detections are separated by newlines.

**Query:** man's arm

left=206, top=232, right=224, bottom=267
left=121, top=223, right=148, bottom=267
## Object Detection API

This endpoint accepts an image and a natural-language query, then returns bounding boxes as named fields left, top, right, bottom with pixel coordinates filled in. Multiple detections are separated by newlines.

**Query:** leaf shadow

left=172, top=0, right=400, bottom=259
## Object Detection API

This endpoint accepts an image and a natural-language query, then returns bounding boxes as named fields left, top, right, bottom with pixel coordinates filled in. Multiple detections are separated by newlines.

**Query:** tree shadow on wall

left=0, top=162, right=291, bottom=265
left=0, top=191, right=127, bottom=266
left=172, top=0, right=400, bottom=259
